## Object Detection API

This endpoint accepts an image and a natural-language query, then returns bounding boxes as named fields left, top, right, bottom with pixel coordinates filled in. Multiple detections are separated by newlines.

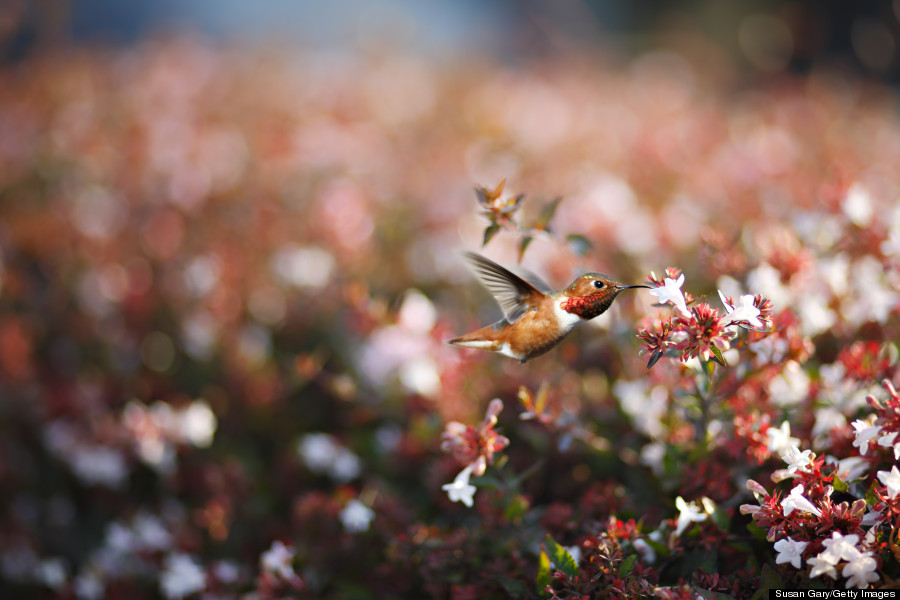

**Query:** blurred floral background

left=2, top=1, right=900, bottom=598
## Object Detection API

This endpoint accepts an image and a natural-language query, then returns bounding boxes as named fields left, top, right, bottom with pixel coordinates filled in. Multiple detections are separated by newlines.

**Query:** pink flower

left=440, top=398, right=509, bottom=476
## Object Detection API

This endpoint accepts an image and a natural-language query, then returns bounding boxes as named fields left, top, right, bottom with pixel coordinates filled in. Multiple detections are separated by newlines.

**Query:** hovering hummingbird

left=449, top=252, right=649, bottom=363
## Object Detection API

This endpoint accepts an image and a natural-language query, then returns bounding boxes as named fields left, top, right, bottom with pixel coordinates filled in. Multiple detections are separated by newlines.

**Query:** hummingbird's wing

left=464, top=252, right=547, bottom=322
left=518, top=268, right=552, bottom=294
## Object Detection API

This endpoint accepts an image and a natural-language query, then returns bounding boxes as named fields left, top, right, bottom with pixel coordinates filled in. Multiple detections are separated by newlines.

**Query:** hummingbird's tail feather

left=446, top=337, right=501, bottom=351
left=447, top=323, right=503, bottom=350
left=447, top=322, right=527, bottom=361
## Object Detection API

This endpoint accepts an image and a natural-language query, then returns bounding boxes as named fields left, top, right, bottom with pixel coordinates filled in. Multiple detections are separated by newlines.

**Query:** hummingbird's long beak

left=618, top=285, right=651, bottom=290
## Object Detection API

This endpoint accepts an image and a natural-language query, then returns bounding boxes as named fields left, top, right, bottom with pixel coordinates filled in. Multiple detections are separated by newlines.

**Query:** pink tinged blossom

left=160, top=553, right=206, bottom=599
left=851, top=420, right=882, bottom=455
left=718, top=291, right=764, bottom=329
left=442, top=464, right=477, bottom=507
left=773, top=537, right=808, bottom=569
left=648, top=274, right=689, bottom=317
left=746, top=479, right=768, bottom=497
left=440, top=399, right=509, bottom=476
left=674, top=496, right=710, bottom=536
left=780, top=445, right=814, bottom=474
left=877, top=465, right=900, bottom=499
left=781, top=484, right=822, bottom=517
left=842, top=553, right=880, bottom=589
left=340, top=499, right=375, bottom=533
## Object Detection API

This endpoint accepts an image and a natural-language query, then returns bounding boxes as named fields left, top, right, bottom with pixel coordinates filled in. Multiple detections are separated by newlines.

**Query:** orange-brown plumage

left=448, top=252, right=647, bottom=363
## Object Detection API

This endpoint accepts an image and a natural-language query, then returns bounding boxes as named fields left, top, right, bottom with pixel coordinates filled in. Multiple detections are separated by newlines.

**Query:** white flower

left=827, top=457, right=866, bottom=484
left=862, top=507, right=885, bottom=527
left=767, top=362, right=810, bottom=407
left=178, top=400, right=217, bottom=448
left=38, top=558, right=67, bottom=589
left=842, top=182, right=873, bottom=227
left=773, top=537, right=808, bottom=569
left=340, top=499, right=375, bottom=533
left=842, top=552, right=880, bottom=589
left=781, top=484, right=822, bottom=517
left=634, top=538, right=656, bottom=563
left=766, top=421, right=801, bottom=456
left=73, top=571, right=104, bottom=600
left=260, top=540, right=296, bottom=579
left=877, top=465, right=900, bottom=499
left=297, top=433, right=361, bottom=481
left=781, top=445, right=814, bottom=474
left=719, top=291, right=764, bottom=329
left=132, top=514, right=173, bottom=551
left=877, top=431, right=900, bottom=460
left=674, top=496, right=709, bottom=536
left=648, top=274, right=689, bottom=317
left=851, top=420, right=882, bottom=455
left=442, top=465, right=477, bottom=507
left=160, top=554, right=206, bottom=599
left=70, top=445, right=129, bottom=489
left=821, top=531, right=861, bottom=562
left=807, top=552, right=840, bottom=579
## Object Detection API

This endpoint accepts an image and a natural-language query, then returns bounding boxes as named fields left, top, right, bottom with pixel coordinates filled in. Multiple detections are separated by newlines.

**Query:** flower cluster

left=440, top=398, right=510, bottom=506
left=639, top=269, right=773, bottom=367
left=736, top=381, right=900, bottom=589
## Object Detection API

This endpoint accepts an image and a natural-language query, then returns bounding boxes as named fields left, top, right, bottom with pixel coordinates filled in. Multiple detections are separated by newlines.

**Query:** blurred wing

left=464, top=252, right=547, bottom=322
left=518, top=268, right=552, bottom=294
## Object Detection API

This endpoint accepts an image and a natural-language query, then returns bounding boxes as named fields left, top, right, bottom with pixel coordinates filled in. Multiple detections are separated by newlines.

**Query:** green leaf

left=536, top=548, right=552, bottom=593
left=709, top=505, right=730, bottom=532
left=483, top=224, right=501, bottom=247
left=565, top=233, right=593, bottom=256
left=865, top=479, right=879, bottom=506
left=518, top=235, right=533, bottom=263
left=503, top=494, right=530, bottom=521
left=832, top=471, right=849, bottom=492
left=751, top=563, right=784, bottom=600
left=709, top=344, right=727, bottom=367
left=676, top=548, right=717, bottom=577
left=640, top=534, right=669, bottom=559
left=475, top=179, right=506, bottom=206
left=499, top=577, right=530, bottom=598
left=536, top=197, right=562, bottom=230
left=618, top=553, right=637, bottom=577
left=746, top=522, right=768, bottom=542
left=544, top=534, right=578, bottom=579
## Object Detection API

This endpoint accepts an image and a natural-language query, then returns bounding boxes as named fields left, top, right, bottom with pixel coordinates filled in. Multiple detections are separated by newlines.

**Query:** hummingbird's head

left=561, top=273, right=649, bottom=320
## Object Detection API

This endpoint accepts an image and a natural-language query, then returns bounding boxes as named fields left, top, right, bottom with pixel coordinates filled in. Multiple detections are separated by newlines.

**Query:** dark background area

left=3, top=0, right=900, bottom=82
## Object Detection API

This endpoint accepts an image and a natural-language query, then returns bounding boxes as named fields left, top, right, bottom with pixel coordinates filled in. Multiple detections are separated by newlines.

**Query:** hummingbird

left=448, top=252, right=649, bottom=363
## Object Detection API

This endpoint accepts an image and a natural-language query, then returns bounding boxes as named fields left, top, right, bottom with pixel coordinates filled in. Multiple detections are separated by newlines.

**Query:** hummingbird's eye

left=592, top=280, right=605, bottom=289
